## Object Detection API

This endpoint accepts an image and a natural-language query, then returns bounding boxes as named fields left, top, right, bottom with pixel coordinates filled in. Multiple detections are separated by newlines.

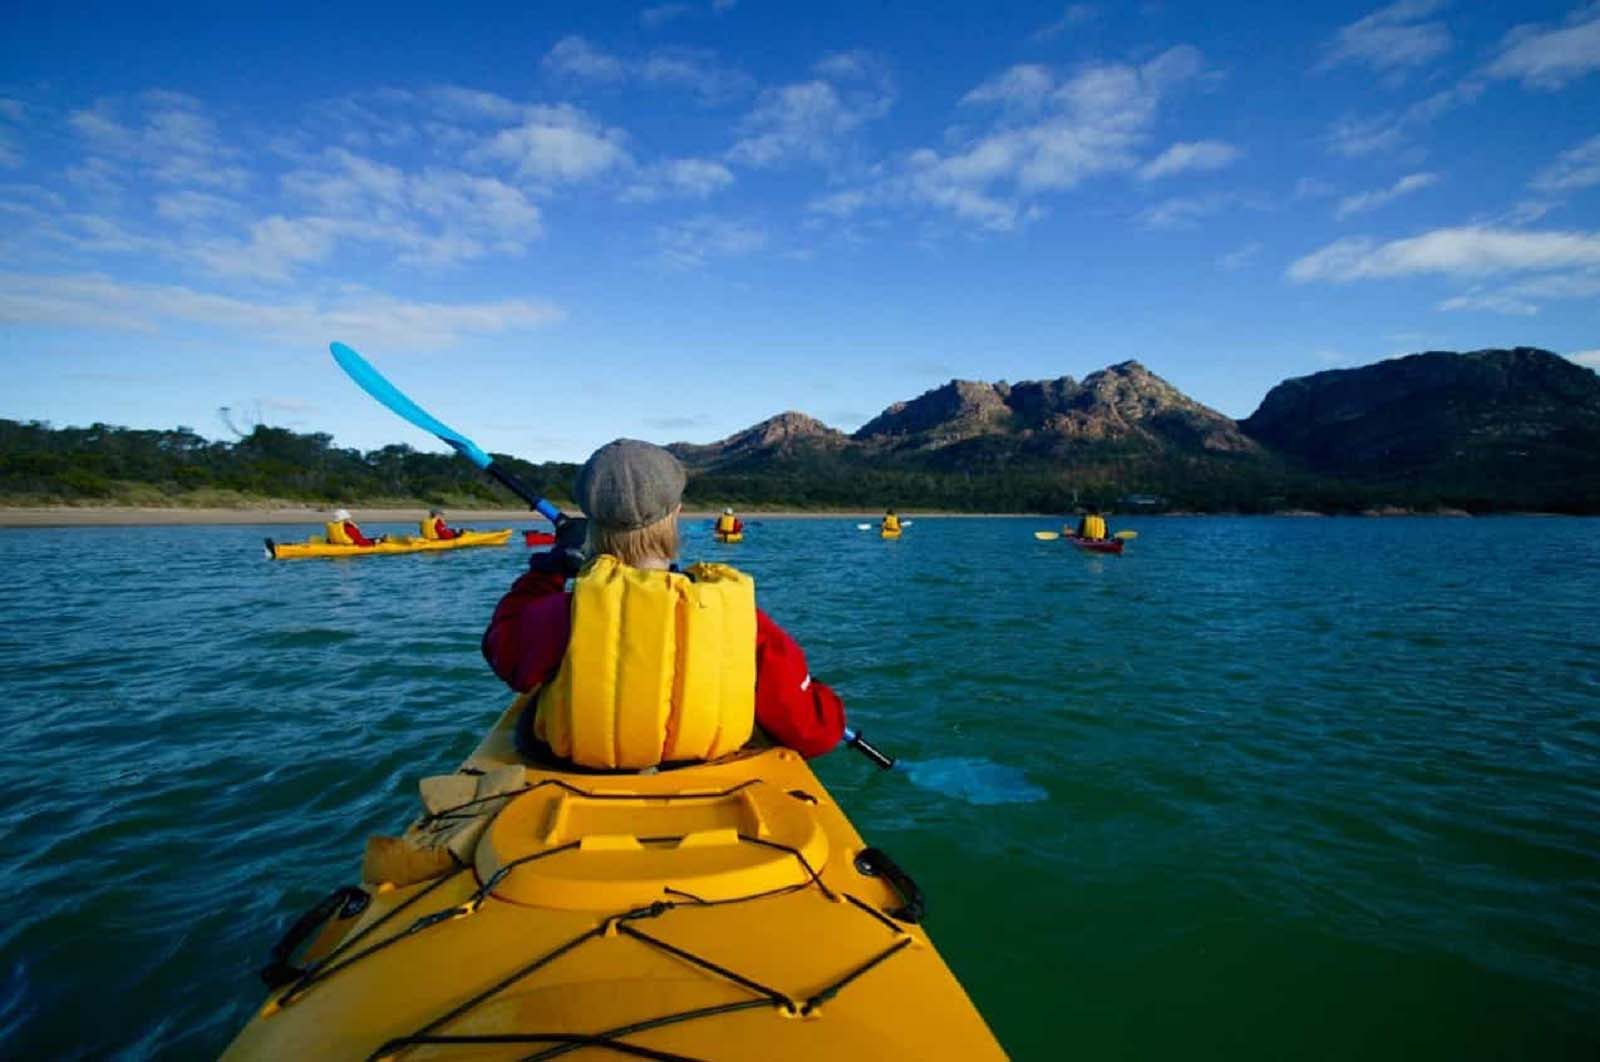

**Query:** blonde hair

left=588, top=511, right=679, bottom=568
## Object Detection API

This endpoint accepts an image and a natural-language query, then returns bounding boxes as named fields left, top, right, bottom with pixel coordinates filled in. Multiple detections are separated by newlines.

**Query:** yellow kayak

left=224, top=700, right=1004, bottom=1060
left=880, top=528, right=901, bottom=540
left=713, top=532, right=744, bottom=544
left=265, top=529, right=513, bottom=559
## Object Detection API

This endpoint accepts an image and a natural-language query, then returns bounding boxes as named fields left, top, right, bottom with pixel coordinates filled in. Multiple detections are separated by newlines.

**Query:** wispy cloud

left=542, top=36, right=628, bottom=82
left=1217, top=241, right=1264, bottom=270
left=1532, top=133, right=1600, bottom=191
left=1335, top=171, right=1438, bottom=217
left=1485, top=3, right=1600, bottom=90
left=1323, top=80, right=1482, bottom=158
left=727, top=52, right=894, bottom=167
left=0, top=272, right=563, bottom=347
left=621, top=157, right=735, bottom=202
left=1569, top=349, right=1600, bottom=368
left=900, top=45, right=1214, bottom=230
left=1138, top=140, right=1240, bottom=181
left=1289, top=226, right=1600, bottom=282
left=1318, top=0, right=1452, bottom=78
left=472, top=105, right=631, bottom=183
left=1033, top=4, right=1099, bottom=41
left=656, top=215, right=766, bottom=267
left=640, top=4, right=694, bottom=30
left=68, top=91, right=249, bottom=191
left=1138, top=192, right=1236, bottom=230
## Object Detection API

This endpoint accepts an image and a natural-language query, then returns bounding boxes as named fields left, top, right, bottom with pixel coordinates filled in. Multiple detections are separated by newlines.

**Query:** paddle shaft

left=844, top=727, right=894, bottom=770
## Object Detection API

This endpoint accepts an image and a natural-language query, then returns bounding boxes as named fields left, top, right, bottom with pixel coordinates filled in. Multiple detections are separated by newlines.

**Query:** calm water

left=1, top=516, right=1596, bottom=1059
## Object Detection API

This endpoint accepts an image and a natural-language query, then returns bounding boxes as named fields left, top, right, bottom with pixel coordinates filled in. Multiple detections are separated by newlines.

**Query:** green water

left=1, top=517, right=1596, bottom=1058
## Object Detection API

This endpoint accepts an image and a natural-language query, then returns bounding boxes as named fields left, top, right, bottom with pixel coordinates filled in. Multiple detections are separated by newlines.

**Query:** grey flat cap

left=575, top=439, right=686, bottom=530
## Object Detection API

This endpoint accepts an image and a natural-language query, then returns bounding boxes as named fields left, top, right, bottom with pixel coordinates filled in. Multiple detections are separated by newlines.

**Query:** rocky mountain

left=853, top=362, right=1259, bottom=457
left=665, top=348, right=1599, bottom=512
left=1241, top=347, right=1600, bottom=509
left=668, top=411, right=847, bottom=472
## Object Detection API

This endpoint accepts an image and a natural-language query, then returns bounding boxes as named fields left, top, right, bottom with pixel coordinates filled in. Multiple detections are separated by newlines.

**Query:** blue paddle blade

left=329, top=342, right=493, bottom=469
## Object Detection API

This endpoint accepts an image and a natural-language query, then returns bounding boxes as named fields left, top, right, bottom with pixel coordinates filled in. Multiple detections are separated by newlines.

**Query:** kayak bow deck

left=265, top=529, right=513, bottom=559
left=224, top=700, right=1003, bottom=1060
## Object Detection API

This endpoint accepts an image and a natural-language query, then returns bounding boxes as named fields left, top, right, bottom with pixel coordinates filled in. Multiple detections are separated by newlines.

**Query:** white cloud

left=155, top=190, right=237, bottom=222
left=1437, top=292, right=1539, bottom=315
left=0, top=272, right=563, bottom=348
left=1335, top=171, right=1438, bottom=217
left=1323, top=80, right=1482, bottom=158
left=962, top=65, right=1057, bottom=111
left=1035, top=5, right=1099, bottom=40
left=542, top=36, right=627, bottom=82
left=1532, top=133, right=1600, bottom=191
left=1289, top=226, right=1600, bottom=282
left=1138, top=193, right=1235, bottom=230
left=1486, top=3, right=1600, bottom=89
left=657, top=216, right=766, bottom=267
left=728, top=76, right=893, bottom=167
left=807, top=189, right=870, bottom=217
left=621, top=157, right=735, bottom=202
left=68, top=92, right=248, bottom=191
left=1318, top=0, right=1452, bottom=76
left=641, top=3, right=693, bottom=29
left=474, top=105, right=631, bottom=183
left=905, top=46, right=1211, bottom=229
left=1137, top=140, right=1240, bottom=181
left=639, top=49, right=754, bottom=104
left=1569, top=349, right=1600, bottom=367
left=1217, top=241, right=1264, bottom=270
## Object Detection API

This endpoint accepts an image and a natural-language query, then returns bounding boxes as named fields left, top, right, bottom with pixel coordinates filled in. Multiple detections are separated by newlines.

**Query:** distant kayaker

left=325, top=508, right=384, bottom=547
left=881, top=509, right=901, bottom=535
left=714, top=507, right=744, bottom=537
left=420, top=508, right=461, bottom=541
left=482, top=439, right=846, bottom=768
left=1074, top=507, right=1108, bottom=541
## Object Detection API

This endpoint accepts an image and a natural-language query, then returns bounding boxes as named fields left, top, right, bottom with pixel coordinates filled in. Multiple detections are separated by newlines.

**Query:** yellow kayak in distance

left=223, top=700, right=1004, bottom=1060
left=713, top=532, right=744, bottom=544
left=265, top=529, right=513, bottom=560
left=880, top=528, right=901, bottom=539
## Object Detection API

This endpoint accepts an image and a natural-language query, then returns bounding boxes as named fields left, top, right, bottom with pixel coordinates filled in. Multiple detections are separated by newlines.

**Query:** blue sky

left=2, top=0, right=1598, bottom=461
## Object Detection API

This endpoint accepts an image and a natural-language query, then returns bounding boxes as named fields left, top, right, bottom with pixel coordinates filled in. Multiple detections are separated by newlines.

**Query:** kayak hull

left=223, top=701, right=1003, bottom=1060
left=267, top=528, right=512, bottom=559
left=1067, top=535, right=1124, bottom=554
left=714, top=532, right=744, bottom=543
left=880, top=529, right=901, bottom=539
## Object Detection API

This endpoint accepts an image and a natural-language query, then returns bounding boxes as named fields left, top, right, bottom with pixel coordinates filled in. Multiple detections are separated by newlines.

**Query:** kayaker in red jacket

left=483, top=440, right=845, bottom=765
left=421, top=509, right=461, bottom=541
left=326, top=508, right=385, bottom=547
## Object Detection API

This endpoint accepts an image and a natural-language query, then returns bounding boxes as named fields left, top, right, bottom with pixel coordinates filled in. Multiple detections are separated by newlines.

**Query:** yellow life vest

left=533, top=555, right=757, bottom=769
left=325, top=520, right=354, bottom=546
left=1079, top=514, right=1107, bottom=540
left=882, top=514, right=900, bottom=533
left=419, top=517, right=440, bottom=540
left=715, top=514, right=737, bottom=534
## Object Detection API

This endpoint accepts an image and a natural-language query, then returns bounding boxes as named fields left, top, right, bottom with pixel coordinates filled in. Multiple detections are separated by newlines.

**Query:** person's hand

left=528, top=516, right=588, bottom=576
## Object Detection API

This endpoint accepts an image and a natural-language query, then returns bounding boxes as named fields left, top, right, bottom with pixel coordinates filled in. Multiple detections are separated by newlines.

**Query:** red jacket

left=482, top=567, right=845, bottom=758
left=343, top=521, right=378, bottom=547
left=431, top=517, right=460, bottom=541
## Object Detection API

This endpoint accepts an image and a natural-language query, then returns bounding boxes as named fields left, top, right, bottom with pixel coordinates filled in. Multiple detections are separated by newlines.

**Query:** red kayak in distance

left=523, top=529, right=556, bottom=546
left=1068, top=535, right=1124, bottom=555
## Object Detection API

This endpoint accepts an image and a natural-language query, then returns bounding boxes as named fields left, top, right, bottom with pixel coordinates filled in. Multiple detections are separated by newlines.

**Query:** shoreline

left=0, top=506, right=1043, bottom=527
left=0, top=506, right=1571, bottom=528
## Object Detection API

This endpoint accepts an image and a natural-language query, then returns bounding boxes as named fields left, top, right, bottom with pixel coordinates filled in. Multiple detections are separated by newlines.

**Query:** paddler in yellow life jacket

left=714, top=507, right=744, bottom=537
left=1073, top=506, right=1108, bottom=541
left=880, top=509, right=901, bottom=535
left=325, top=508, right=383, bottom=547
left=482, top=440, right=847, bottom=770
left=419, top=508, right=462, bottom=541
